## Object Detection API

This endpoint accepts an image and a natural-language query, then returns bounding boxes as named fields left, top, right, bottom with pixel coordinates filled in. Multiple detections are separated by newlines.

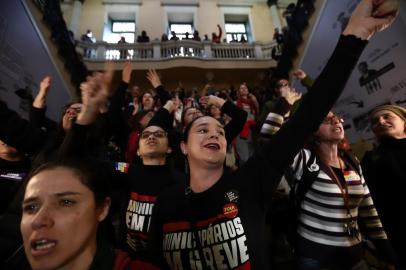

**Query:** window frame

left=224, top=22, right=249, bottom=43
left=168, top=22, right=194, bottom=40
left=111, top=20, right=136, bottom=43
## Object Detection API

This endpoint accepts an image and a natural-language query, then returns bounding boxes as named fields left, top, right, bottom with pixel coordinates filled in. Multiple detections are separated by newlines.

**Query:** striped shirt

left=290, top=149, right=387, bottom=247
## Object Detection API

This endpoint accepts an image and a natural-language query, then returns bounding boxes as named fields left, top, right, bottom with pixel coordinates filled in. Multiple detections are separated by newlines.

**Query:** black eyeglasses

left=322, top=115, right=344, bottom=125
left=140, top=130, right=167, bottom=139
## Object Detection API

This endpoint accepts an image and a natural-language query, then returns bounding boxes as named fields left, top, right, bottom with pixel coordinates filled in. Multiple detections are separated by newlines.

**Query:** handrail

left=76, top=40, right=277, bottom=61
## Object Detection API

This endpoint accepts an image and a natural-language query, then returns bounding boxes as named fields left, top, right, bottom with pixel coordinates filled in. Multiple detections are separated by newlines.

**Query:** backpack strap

left=340, top=150, right=362, bottom=177
left=292, top=150, right=319, bottom=208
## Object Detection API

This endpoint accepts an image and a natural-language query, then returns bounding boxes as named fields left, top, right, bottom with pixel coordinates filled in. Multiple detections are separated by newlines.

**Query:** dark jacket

left=361, top=137, right=406, bottom=266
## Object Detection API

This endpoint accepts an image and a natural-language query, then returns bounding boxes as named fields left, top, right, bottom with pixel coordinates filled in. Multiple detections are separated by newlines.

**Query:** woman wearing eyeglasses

left=65, top=96, right=184, bottom=264
left=147, top=1, right=399, bottom=269
left=283, top=112, right=396, bottom=269
left=113, top=99, right=187, bottom=266
left=32, top=74, right=184, bottom=266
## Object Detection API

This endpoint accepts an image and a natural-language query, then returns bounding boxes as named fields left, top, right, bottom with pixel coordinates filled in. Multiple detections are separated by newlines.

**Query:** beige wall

left=76, top=0, right=279, bottom=43
left=80, top=0, right=105, bottom=40
left=137, top=0, right=165, bottom=40
left=251, top=3, right=274, bottom=43
left=197, top=0, right=223, bottom=38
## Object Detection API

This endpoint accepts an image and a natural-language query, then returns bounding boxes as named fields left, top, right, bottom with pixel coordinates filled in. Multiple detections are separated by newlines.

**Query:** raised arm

left=292, top=69, right=314, bottom=91
left=146, top=68, right=172, bottom=104
left=30, top=76, right=52, bottom=128
left=262, top=0, right=399, bottom=173
left=217, top=24, right=222, bottom=39
left=110, top=62, right=132, bottom=115
left=59, top=66, right=114, bottom=158
left=200, top=95, right=247, bottom=143
left=32, top=76, right=52, bottom=109
left=108, top=62, right=133, bottom=151
left=259, top=88, right=302, bottom=137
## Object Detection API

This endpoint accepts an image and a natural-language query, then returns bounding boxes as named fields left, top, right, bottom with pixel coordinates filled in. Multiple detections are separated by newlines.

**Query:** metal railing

left=77, top=40, right=277, bottom=61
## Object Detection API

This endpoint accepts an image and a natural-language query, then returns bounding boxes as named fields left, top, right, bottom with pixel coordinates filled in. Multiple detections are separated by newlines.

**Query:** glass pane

left=112, top=22, right=135, bottom=32
left=103, top=33, right=134, bottom=43
left=103, top=33, right=122, bottom=43
left=170, top=24, right=193, bottom=36
left=121, top=33, right=135, bottom=43
left=225, top=23, right=246, bottom=33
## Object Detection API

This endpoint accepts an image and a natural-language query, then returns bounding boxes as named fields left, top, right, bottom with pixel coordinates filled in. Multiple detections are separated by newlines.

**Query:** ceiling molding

left=218, top=0, right=266, bottom=6
left=217, top=4, right=253, bottom=8
left=102, top=0, right=142, bottom=5
left=161, top=3, right=199, bottom=7
left=160, top=0, right=199, bottom=7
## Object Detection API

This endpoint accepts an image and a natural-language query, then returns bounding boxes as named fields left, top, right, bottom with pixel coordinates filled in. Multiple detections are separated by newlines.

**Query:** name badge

left=343, top=171, right=360, bottom=181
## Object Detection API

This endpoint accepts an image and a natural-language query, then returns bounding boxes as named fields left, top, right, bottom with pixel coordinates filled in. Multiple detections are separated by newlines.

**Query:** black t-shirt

left=147, top=35, right=368, bottom=269
left=120, top=162, right=185, bottom=260
left=0, top=158, right=30, bottom=214
left=149, top=159, right=283, bottom=269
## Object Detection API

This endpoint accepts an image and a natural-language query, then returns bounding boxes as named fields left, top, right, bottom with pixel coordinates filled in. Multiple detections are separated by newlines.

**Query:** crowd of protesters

left=0, top=0, right=404, bottom=270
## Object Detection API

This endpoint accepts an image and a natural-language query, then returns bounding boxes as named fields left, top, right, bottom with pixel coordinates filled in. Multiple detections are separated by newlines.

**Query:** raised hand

left=281, top=88, right=302, bottom=105
left=77, top=63, right=114, bottom=124
left=146, top=69, right=162, bottom=88
left=163, top=96, right=182, bottom=114
left=343, top=0, right=399, bottom=40
left=122, top=61, right=132, bottom=83
left=40, top=76, right=52, bottom=92
left=33, top=76, right=52, bottom=108
left=292, top=69, right=307, bottom=80
left=199, top=95, right=226, bottom=108
left=131, top=100, right=140, bottom=115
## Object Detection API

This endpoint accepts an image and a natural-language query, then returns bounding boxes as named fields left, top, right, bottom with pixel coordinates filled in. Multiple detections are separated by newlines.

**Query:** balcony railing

left=76, top=40, right=277, bottom=61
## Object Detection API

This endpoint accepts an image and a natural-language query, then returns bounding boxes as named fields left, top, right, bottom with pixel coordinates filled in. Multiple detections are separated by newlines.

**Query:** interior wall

left=138, top=0, right=165, bottom=40
left=80, top=0, right=105, bottom=40
left=77, top=0, right=277, bottom=43
left=197, top=0, right=222, bottom=39
left=251, top=2, right=274, bottom=42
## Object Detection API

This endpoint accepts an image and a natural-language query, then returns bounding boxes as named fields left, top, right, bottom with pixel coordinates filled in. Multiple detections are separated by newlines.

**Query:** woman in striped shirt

left=288, top=112, right=395, bottom=269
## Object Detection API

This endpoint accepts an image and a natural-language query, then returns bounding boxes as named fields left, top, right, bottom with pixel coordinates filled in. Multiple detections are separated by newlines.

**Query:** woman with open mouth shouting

left=147, top=0, right=400, bottom=269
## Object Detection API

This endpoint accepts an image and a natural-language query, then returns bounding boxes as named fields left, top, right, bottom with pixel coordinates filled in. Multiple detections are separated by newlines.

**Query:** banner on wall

left=296, top=0, right=406, bottom=143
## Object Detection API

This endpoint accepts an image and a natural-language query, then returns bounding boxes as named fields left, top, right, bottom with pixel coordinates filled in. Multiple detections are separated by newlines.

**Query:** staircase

left=25, top=0, right=89, bottom=99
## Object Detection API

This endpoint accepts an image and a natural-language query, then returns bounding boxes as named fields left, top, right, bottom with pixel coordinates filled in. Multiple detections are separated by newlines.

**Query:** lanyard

left=320, top=156, right=360, bottom=239
left=327, top=159, right=351, bottom=216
